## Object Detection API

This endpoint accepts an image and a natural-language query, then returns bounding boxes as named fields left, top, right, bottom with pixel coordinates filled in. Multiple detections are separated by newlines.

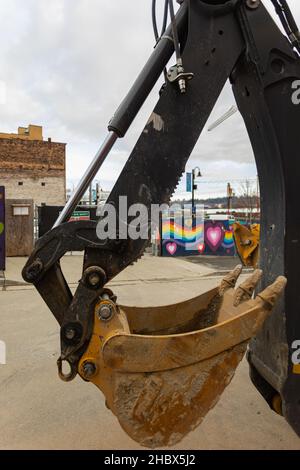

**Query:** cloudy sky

left=0, top=0, right=299, bottom=200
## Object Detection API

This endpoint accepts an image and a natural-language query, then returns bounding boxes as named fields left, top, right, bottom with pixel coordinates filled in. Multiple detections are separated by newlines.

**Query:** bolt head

left=82, top=362, right=97, bottom=379
left=88, top=272, right=101, bottom=287
left=61, top=323, right=82, bottom=345
left=83, top=266, right=107, bottom=290
left=98, top=304, right=113, bottom=321
left=65, top=327, right=76, bottom=340
left=24, top=259, right=43, bottom=282
left=246, top=0, right=260, bottom=9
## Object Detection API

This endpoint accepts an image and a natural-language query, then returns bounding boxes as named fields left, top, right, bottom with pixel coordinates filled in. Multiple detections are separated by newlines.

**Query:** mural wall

left=161, top=217, right=235, bottom=257
left=161, top=215, right=204, bottom=257
left=0, top=187, right=5, bottom=270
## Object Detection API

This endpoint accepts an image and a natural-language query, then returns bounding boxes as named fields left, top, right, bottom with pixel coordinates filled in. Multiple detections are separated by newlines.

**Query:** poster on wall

left=0, top=186, right=5, bottom=271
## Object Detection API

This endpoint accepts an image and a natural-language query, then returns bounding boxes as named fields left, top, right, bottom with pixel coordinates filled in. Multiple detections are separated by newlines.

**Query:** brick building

left=0, top=124, right=66, bottom=207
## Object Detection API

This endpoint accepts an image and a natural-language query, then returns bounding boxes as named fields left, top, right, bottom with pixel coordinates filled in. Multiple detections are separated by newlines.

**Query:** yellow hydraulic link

left=233, top=222, right=260, bottom=268
left=78, top=266, right=286, bottom=448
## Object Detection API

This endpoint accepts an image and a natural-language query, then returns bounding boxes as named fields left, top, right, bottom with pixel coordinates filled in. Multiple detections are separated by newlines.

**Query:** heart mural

left=166, top=242, right=177, bottom=256
left=205, top=222, right=224, bottom=252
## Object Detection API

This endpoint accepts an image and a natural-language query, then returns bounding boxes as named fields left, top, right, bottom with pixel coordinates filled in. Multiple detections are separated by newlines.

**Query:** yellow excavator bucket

left=233, top=222, right=260, bottom=268
left=78, top=266, right=286, bottom=448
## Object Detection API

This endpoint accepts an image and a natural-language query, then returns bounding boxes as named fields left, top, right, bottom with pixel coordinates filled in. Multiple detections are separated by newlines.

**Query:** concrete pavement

left=0, top=255, right=299, bottom=450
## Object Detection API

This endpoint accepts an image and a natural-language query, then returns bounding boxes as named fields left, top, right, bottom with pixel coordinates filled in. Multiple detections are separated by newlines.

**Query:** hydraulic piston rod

left=53, top=2, right=188, bottom=227
left=53, top=131, right=118, bottom=227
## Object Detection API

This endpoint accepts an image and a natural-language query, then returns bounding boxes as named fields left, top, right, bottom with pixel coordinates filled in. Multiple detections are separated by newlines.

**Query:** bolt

left=101, top=293, right=111, bottom=301
left=246, top=0, right=260, bottom=9
left=24, top=259, right=44, bottom=282
left=97, top=304, right=113, bottom=321
left=88, top=272, right=101, bottom=287
left=82, top=362, right=97, bottom=379
left=62, top=323, right=82, bottom=345
left=84, top=266, right=107, bottom=290
left=65, top=327, right=76, bottom=340
left=178, top=78, right=186, bottom=94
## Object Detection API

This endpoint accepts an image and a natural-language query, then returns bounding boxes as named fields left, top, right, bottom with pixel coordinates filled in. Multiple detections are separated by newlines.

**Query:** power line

left=190, top=178, right=257, bottom=185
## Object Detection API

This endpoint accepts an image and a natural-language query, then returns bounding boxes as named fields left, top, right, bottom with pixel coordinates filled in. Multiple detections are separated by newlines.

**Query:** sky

left=0, top=0, right=299, bottom=200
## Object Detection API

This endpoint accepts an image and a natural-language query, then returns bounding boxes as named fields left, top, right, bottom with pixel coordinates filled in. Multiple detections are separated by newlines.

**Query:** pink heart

left=206, top=225, right=223, bottom=252
left=166, top=242, right=177, bottom=256
left=198, top=243, right=205, bottom=253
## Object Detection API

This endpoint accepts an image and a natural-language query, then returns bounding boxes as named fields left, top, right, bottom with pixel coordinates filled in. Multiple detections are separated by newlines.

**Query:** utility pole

left=192, top=167, right=202, bottom=216
left=89, top=183, right=93, bottom=205
left=227, top=182, right=234, bottom=216
left=96, top=182, right=100, bottom=205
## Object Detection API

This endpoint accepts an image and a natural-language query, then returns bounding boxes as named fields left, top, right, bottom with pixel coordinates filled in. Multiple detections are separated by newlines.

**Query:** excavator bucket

left=233, top=223, right=260, bottom=268
left=78, top=267, right=286, bottom=448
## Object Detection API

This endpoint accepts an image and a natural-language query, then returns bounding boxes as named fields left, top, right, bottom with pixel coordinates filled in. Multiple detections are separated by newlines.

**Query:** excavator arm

left=23, top=0, right=300, bottom=447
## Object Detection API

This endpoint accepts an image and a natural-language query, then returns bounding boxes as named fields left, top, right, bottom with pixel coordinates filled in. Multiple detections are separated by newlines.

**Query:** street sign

left=59, top=210, right=91, bottom=223
left=186, top=172, right=192, bottom=192
left=69, top=211, right=90, bottom=222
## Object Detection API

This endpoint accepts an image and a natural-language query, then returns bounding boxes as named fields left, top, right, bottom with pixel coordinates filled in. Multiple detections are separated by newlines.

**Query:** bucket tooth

left=78, top=272, right=286, bottom=448
left=256, top=276, right=287, bottom=309
left=233, top=269, right=263, bottom=306
left=219, top=264, right=243, bottom=295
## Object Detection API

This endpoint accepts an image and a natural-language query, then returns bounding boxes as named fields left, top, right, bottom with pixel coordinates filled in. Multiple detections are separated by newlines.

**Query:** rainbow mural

left=162, top=219, right=204, bottom=243
left=161, top=217, right=235, bottom=257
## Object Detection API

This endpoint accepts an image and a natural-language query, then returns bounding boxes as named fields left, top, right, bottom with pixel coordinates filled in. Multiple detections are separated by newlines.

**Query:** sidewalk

left=3, top=253, right=215, bottom=283
left=2, top=254, right=219, bottom=306
left=0, top=255, right=299, bottom=450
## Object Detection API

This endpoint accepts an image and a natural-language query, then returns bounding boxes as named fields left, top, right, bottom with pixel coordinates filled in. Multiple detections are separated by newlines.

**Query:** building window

left=13, top=206, right=30, bottom=216
left=18, top=182, right=23, bottom=186
left=41, top=182, right=46, bottom=187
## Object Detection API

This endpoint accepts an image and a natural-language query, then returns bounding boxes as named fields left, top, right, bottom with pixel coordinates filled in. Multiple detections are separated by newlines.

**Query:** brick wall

left=0, top=175, right=66, bottom=206
left=0, top=138, right=66, bottom=206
